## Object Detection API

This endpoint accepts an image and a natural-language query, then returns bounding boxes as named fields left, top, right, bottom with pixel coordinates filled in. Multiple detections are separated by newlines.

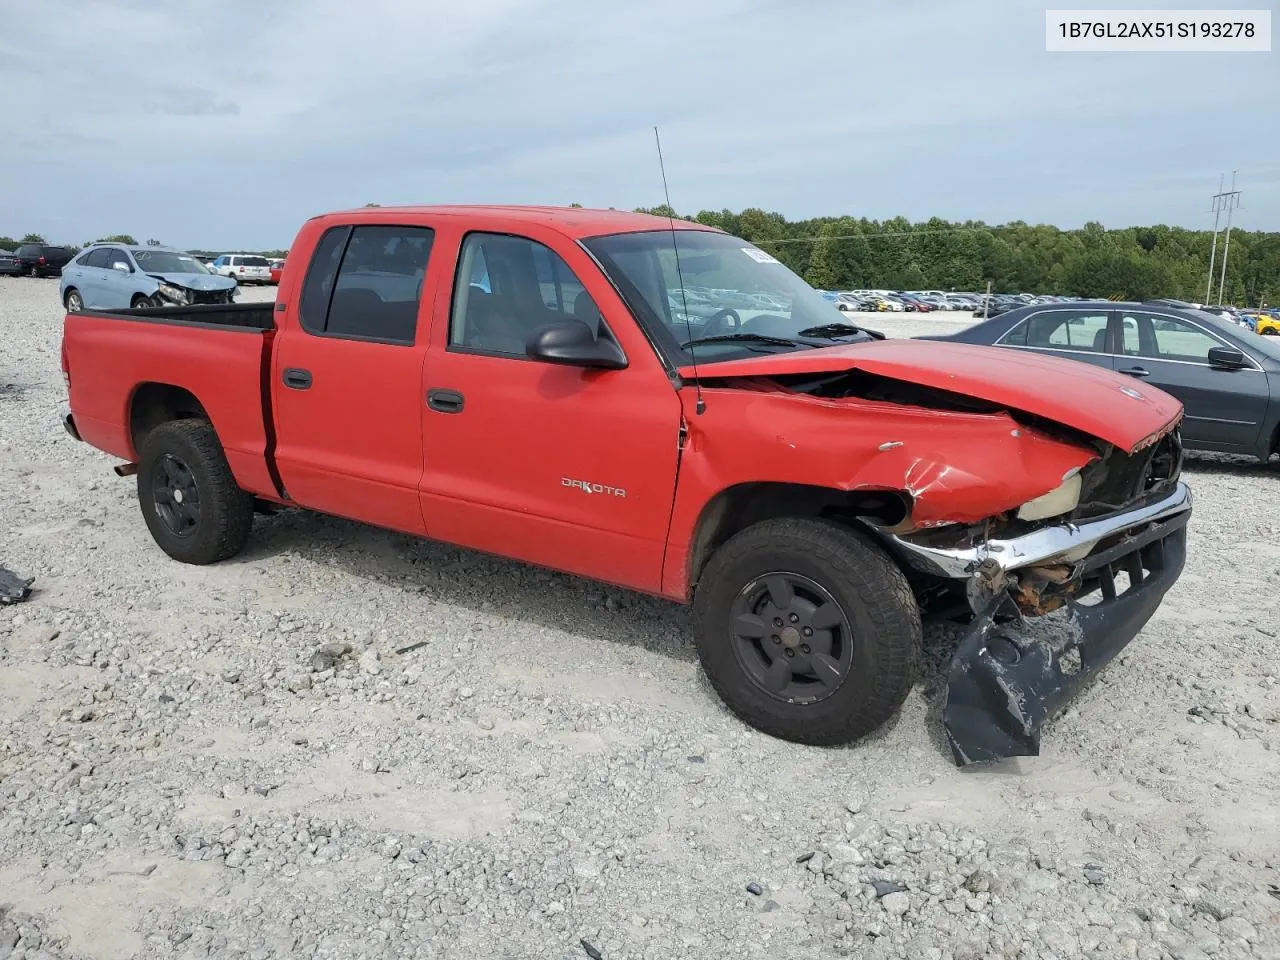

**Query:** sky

left=1, top=0, right=1276, bottom=249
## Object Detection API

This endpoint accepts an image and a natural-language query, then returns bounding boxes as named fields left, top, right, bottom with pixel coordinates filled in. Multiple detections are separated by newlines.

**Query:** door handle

left=1117, top=366, right=1150, bottom=378
left=427, top=388, right=465, bottom=413
left=283, top=367, right=313, bottom=390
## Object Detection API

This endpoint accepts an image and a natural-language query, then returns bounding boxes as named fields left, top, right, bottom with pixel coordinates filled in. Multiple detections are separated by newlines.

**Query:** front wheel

left=136, top=419, right=254, bottom=564
left=1262, top=328, right=1277, bottom=336
left=131, top=294, right=154, bottom=309
left=692, top=518, right=920, bottom=746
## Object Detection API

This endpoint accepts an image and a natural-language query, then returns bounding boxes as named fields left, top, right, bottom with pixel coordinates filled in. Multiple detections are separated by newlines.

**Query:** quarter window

left=298, top=224, right=434, bottom=344
left=449, top=232, right=614, bottom=357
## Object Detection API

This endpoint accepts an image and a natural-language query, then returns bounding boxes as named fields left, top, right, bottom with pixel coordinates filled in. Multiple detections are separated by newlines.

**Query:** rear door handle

left=427, top=388, right=465, bottom=413
left=1117, top=366, right=1150, bottom=378
left=283, top=367, right=313, bottom=389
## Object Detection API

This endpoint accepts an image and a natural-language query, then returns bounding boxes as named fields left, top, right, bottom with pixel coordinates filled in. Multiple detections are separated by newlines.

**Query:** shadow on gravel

left=235, top=508, right=700, bottom=664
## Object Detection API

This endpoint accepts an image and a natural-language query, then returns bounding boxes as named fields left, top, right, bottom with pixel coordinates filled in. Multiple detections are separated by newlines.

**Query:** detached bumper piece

left=890, top=482, right=1193, bottom=766
left=1, top=566, right=34, bottom=604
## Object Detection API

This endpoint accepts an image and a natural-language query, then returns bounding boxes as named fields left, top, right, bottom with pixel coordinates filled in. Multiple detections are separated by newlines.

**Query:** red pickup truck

left=60, top=205, right=1192, bottom=764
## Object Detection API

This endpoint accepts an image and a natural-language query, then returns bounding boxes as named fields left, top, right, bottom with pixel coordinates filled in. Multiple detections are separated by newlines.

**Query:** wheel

left=136, top=418, right=254, bottom=564
left=65, top=289, right=83, bottom=313
left=1262, top=328, right=1277, bottom=336
left=131, top=294, right=153, bottom=310
left=692, top=518, right=920, bottom=746
left=28, top=266, right=38, bottom=278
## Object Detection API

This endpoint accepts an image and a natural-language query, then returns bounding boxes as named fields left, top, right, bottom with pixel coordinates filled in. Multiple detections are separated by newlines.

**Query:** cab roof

left=315, top=204, right=723, bottom=240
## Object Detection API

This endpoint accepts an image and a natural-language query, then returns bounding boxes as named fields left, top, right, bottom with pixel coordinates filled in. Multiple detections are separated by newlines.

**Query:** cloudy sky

left=1, top=0, right=1275, bottom=249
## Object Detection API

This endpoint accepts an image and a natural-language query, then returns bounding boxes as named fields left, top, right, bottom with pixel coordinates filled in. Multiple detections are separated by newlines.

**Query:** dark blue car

left=917, top=299, right=1280, bottom=462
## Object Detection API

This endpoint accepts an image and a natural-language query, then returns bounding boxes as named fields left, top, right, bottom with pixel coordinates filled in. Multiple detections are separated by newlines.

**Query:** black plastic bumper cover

left=63, top=413, right=81, bottom=441
left=943, top=509, right=1190, bottom=766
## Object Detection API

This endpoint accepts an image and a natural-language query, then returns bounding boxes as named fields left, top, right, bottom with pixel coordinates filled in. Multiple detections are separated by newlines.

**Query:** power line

left=1215, top=171, right=1241, bottom=305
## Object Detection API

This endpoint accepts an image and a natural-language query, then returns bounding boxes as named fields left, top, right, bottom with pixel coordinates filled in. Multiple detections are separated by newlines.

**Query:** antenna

left=654, top=125, right=704, bottom=415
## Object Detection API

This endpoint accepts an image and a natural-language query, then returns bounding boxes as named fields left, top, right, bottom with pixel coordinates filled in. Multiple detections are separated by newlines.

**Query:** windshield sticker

left=742, top=246, right=780, bottom=264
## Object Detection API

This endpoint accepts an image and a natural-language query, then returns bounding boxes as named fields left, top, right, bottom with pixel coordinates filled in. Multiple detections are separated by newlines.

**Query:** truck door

left=270, top=223, right=439, bottom=535
left=418, top=227, right=683, bottom=594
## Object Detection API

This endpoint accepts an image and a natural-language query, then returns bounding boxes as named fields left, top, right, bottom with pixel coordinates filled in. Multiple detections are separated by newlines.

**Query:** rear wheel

left=65, top=289, right=83, bottom=312
left=28, top=266, right=38, bottom=278
left=136, top=419, right=254, bottom=564
left=692, top=517, right=920, bottom=746
left=1262, top=328, right=1277, bottom=336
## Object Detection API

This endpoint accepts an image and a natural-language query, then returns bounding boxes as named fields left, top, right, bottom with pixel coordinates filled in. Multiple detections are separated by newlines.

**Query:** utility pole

left=1216, top=171, right=1240, bottom=306
left=1205, top=173, right=1224, bottom=304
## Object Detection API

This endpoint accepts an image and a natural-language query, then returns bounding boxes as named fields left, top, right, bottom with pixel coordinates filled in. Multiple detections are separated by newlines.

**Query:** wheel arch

left=685, top=481, right=911, bottom=596
left=128, top=382, right=210, bottom=459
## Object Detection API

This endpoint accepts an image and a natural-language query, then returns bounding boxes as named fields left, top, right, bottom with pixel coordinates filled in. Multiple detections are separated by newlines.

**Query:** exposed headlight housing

left=157, top=283, right=188, bottom=304
left=1016, top=468, right=1083, bottom=522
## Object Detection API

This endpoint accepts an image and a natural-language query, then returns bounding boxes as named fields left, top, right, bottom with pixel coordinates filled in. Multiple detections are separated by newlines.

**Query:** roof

left=315, top=204, right=721, bottom=239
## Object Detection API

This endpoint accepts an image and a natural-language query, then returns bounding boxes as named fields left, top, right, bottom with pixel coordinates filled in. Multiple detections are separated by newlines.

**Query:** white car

left=211, top=253, right=272, bottom=285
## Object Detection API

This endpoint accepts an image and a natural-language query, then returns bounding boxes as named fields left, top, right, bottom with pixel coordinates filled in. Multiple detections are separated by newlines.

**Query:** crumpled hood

left=147, top=272, right=237, bottom=291
left=682, top=338, right=1183, bottom=454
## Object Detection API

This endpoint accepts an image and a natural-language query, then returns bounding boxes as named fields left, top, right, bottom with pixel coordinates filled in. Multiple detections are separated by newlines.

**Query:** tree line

left=633, top=207, right=1279, bottom=307
left=0, top=234, right=286, bottom=260
left=8, top=208, right=1278, bottom=305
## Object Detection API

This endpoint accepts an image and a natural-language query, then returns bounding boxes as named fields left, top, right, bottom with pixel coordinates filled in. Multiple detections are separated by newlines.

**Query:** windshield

left=131, top=250, right=209, bottom=274
left=582, top=229, right=863, bottom=363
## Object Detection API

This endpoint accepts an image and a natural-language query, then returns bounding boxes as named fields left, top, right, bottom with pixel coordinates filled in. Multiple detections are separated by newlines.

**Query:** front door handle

left=427, top=388, right=465, bottom=414
left=283, top=367, right=313, bottom=390
left=1117, top=366, right=1150, bottom=378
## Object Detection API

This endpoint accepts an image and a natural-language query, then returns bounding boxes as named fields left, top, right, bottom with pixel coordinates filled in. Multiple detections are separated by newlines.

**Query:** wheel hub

left=729, top=572, right=855, bottom=704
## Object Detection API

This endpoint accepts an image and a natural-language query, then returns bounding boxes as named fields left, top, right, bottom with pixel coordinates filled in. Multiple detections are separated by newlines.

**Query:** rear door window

left=1025, top=310, right=1111, bottom=352
left=81, top=248, right=111, bottom=268
left=300, top=224, right=434, bottom=344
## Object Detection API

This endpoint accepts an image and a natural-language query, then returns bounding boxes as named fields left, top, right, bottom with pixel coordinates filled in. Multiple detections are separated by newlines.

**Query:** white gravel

left=2, top=276, right=1278, bottom=960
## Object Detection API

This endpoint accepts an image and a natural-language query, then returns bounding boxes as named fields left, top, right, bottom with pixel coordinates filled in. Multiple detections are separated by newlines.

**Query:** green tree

left=22, top=233, right=45, bottom=243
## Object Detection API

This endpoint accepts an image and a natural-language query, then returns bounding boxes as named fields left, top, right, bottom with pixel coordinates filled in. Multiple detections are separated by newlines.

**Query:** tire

left=28, top=266, right=38, bottom=278
left=136, top=418, right=254, bottom=565
left=1261, top=328, right=1277, bottom=336
left=692, top=517, right=920, bottom=746
left=131, top=294, right=153, bottom=310
left=65, top=289, right=83, bottom=313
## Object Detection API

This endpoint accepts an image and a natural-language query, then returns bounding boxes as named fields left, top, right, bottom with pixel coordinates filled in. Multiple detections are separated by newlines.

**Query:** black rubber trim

left=258, top=330, right=287, bottom=501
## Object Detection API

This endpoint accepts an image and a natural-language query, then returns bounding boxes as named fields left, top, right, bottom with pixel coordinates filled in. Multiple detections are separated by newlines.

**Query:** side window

left=997, top=318, right=1028, bottom=346
left=449, top=232, right=611, bottom=356
left=299, top=228, right=350, bottom=335
left=299, top=224, right=433, bottom=344
left=80, top=248, right=109, bottom=268
left=1026, top=311, right=1110, bottom=352
left=1128, top=313, right=1222, bottom=364
left=1120, top=315, right=1140, bottom=355
left=105, top=248, right=132, bottom=272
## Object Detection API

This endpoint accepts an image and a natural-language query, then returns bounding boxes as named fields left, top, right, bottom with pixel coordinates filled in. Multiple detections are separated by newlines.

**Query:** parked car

left=0, top=249, right=19, bottom=276
left=269, top=259, right=286, bottom=284
left=60, top=204, right=1192, bottom=766
left=60, top=244, right=238, bottom=312
left=917, top=299, right=1280, bottom=462
left=14, top=242, right=73, bottom=277
left=211, top=253, right=272, bottom=284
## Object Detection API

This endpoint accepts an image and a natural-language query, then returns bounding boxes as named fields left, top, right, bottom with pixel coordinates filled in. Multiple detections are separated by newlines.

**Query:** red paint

left=61, top=205, right=1183, bottom=605
left=682, top=337, right=1182, bottom=454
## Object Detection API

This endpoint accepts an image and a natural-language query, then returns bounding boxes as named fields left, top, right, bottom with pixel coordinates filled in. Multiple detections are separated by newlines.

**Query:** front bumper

left=888, top=481, right=1193, bottom=765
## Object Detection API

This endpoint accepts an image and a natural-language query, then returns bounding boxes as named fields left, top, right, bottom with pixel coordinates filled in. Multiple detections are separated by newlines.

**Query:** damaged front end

left=886, top=429, right=1192, bottom=766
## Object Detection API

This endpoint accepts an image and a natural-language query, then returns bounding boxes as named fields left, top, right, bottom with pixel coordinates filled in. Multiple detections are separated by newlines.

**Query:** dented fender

left=660, top=382, right=1099, bottom=597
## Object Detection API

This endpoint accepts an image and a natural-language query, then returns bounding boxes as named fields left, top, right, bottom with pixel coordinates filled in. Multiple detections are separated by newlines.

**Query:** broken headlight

left=157, top=283, right=188, bottom=304
left=1016, top=468, right=1082, bottom=522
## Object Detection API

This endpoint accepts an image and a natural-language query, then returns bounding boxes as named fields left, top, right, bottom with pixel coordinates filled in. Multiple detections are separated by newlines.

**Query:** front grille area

left=190, top=289, right=232, bottom=305
left=1073, top=426, right=1183, bottom=520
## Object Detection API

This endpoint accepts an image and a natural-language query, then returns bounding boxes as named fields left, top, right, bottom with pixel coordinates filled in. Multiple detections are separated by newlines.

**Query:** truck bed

left=62, top=303, right=280, bottom=499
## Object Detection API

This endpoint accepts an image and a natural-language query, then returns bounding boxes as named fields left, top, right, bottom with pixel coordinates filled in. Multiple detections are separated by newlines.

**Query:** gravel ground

left=2, top=276, right=1278, bottom=960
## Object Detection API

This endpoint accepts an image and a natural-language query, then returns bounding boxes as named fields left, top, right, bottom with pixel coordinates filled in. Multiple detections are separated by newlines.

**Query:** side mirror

left=112, top=262, right=130, bottom=273
left=1207, top=346, right=1248, bottom=369
left=526, top=320, right=627, bottom=370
